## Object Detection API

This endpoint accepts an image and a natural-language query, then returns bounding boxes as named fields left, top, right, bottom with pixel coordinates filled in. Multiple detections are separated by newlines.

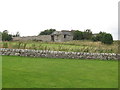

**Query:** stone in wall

left=0, top=48, right=119, bottom=60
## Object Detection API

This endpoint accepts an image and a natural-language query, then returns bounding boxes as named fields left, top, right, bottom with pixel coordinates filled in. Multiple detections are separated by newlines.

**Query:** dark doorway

left=64, top=34, right=67, bottom=38
left=51, top=35, right=54, bottom=41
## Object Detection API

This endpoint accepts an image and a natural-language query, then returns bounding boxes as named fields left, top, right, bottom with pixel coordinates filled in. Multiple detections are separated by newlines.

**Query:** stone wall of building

left=13, top=35, right=73, bottom=42
left=13, top=31, right=74, bottom=42
left=0, top=48, right=119, bottom=60
left=64, top=35, right=73, bottom=42
left=53, top=35, right=64, bottom=42
left=13, top=35, right=51, bottom=42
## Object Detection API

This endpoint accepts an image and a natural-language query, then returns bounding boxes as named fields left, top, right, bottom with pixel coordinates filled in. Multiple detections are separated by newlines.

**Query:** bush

left=73, top=30, right=83, bottom=40
left=101, top=34, right=113, bottom=44
left=2, top=30, right=13, bottom=41
left=39, top=29, right=56, bottom=35
left=91, top=36, right=98, bottom=42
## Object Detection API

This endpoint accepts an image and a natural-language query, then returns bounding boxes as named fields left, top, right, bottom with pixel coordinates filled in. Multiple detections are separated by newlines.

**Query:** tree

left=38, top=28, right=56, bottom=35
left=83, top=29, right=92, bottom=40
left=16, top=32, right=20, bottom=37
left=91, top=36, right=98, bottom=41
left=97, top=32, right=106, bottom=41
left=12, top=32, right=20, bottom=37
left=73, top=30, right=83, bottom=40
left=2, top=30, right=12, bottom=41
left=101, top=33, right=113, bottom=44
left=3, top=30, right=8, bottom=34
left=91, top=31, right=107, bottom=41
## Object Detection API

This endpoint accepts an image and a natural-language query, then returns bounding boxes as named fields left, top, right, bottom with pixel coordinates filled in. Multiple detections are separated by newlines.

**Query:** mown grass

left=2, top=56, right=118, bottom=88
left=0, top=40, right=118, bottom=53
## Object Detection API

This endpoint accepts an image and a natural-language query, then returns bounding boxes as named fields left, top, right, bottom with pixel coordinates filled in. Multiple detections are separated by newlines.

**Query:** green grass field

left=2, top=56, right=118, bottom=88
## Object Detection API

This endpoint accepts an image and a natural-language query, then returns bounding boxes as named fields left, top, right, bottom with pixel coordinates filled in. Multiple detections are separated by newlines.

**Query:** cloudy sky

left=0, top=0, right=119, bottom=40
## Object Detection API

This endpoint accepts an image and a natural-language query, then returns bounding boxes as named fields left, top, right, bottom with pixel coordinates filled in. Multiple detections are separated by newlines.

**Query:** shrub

left=91, top=36, right=98, bottom=42
left=2, top=30, right=13, bottom=41
left=39, top=29, right=56, bottom=35
left=101, top=34, right=113, bottom=44
left=73, top=30, right=83, bottom=40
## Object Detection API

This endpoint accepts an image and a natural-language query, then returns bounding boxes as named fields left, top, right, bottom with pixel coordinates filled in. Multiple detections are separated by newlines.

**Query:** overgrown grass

left=0, top=40, right=118, bottom=53
left=2, top=56, right=118, bottom=88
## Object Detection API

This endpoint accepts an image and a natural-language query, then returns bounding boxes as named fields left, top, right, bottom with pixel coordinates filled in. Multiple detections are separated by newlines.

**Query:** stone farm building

left=13, top=30, right=73, bottom=42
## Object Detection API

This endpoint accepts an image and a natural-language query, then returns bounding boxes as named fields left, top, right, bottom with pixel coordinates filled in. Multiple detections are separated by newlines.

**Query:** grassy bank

left=2, top=56, right=118, bottom=88
left=0, top=40, right=118, bottom=53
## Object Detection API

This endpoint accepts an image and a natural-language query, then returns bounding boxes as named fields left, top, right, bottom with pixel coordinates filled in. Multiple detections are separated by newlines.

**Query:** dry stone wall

left=0, top=48, right=120, bottom=60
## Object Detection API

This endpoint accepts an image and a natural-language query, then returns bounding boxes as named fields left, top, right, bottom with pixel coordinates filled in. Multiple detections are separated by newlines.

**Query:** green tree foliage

left=12, top=32, right=20, bottom=37
left=82, top=29, right=92, bottom=40
left=101, top=33, right=113, bottom=44
left=2, top=30, right=13, bottom=41
left=73, top=29, right=92, bottom=40
left=91, top=31, right=113, bottom=44
left=73, top=30, right=83, bottom=40
left=38, top=28, right=56, bottom=35
left=97, top=32, right=106, bottom=41
left=16, top=32, right=20, bottom=37
left=91, top=31, right=107, bottom=41
left=91, top=36, right=98, bottom=41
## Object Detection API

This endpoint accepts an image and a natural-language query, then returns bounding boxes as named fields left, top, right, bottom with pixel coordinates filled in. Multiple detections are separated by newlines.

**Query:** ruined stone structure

left=13, top=35, right=51, bottom=42
left=13, top=30, right=73, bottom=42
left=51, top=30, right=73, bottom=42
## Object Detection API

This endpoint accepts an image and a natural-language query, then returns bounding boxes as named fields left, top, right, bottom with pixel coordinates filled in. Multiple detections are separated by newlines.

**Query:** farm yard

left=0, top=40, right=119, bottom=53
left=2, top=56, right=118, bottom=88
